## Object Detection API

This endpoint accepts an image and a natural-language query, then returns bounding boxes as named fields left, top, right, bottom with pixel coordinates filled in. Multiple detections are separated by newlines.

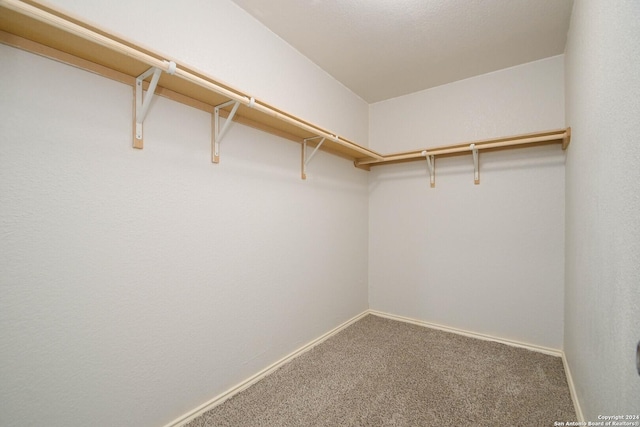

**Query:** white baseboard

left=368, top=309, right=563, bottom=357
left=561, top=351, right=584, bottom=422
left=370, top=310, right=584, bottom=420
left=163, top=310, right=370, bottom=427
left=165, top=309, right=583, bottom=426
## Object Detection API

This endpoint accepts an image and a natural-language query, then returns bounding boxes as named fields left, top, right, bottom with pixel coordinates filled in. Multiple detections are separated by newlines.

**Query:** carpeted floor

left=186, top=315, right=575, bottom=426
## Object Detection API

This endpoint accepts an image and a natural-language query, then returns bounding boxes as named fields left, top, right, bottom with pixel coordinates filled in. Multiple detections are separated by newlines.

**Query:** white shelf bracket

left=212, top=100, right=241, bottom=163
left=133, top=61, right=176, bottom=149
left=421, top=151, right=436, bottom=188
left=301, top=136, right=325, bottom=180
left=471, top=143, right=479, bottom=185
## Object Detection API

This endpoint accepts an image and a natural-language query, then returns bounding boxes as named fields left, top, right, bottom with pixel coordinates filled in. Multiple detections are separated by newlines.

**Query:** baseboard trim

left=370, top=310, right=586, bottom=419
left=164, top=309, right=579, bottom=426
left=561, top=351, right=584, bottom=422
left=368, top=309, right=563, bottom=357
left=163, top=310, right=370, bottom=427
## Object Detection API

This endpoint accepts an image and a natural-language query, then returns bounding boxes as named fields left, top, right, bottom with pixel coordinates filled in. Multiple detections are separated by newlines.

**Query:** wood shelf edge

left=1, top=1, right=571, bottom=174
left=0, top=0, right=379, bottom=166
left=358, top=128, right=571, bottom=168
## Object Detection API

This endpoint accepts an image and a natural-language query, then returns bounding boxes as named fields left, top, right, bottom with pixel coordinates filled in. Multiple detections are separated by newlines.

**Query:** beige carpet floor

left=186, top=314, right=575, bottom=426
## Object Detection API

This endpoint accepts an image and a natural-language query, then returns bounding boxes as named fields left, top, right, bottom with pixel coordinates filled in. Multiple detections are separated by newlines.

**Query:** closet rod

left=0, top=0, right=383, bottom=162
left=356, top=129, right=570, bottom=167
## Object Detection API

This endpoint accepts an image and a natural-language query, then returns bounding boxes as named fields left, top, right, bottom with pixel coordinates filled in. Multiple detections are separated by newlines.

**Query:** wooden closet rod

left=1, top=0, right=571, bottom=181
left=356, top=128, right=571, bottom=167
left=0, top=0, right=383, bottom=161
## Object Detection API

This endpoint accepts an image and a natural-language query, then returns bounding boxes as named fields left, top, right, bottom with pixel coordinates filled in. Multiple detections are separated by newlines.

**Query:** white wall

left=0, top=1, right=369, bottom=424
left=368, top=56, right=566, bottom=349
left=564, top=0, right=640, bottom=419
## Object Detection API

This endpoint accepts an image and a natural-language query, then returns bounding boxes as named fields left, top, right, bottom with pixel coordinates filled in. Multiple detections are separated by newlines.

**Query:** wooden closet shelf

left=1, top=0, right=571, bottom=181
left=0, top=0, right=383, bottom=169
left=356, top=128, right=571, bottom=168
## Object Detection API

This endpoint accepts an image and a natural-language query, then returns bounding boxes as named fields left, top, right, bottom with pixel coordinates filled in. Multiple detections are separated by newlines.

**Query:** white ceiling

left=230, top=0, right=574, bottom=103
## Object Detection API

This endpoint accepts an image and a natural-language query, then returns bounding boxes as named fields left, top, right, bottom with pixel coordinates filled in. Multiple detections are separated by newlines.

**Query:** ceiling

left=230, top=0, right=574, bottom=103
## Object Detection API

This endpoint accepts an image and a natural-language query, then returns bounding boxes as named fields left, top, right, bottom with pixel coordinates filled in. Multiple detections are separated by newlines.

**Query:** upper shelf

left=0, top=0, right=383, bottom=164
left=356, top=128, right=571, bottom=168
left=0, top=0, right=570, bottom=181
left=359, top=127, right=570, bottom=186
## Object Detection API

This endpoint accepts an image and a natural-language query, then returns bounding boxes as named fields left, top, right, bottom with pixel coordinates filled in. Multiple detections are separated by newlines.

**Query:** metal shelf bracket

left=471, top=143, right=479, bottom=185
left=301, top=136, right=326, bottom=179
left=133, top=61, right=176, bottom=149
left=421, top=151, right=436, bottom=188
left=212, top=100, right=241, bottom=163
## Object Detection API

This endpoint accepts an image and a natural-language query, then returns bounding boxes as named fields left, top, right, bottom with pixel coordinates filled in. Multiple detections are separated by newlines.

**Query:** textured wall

left=0, top=4, right=369, bottom=425
left=564, top=0, right=640, bottom=419
left=368, top=56, right=566, bottom=349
